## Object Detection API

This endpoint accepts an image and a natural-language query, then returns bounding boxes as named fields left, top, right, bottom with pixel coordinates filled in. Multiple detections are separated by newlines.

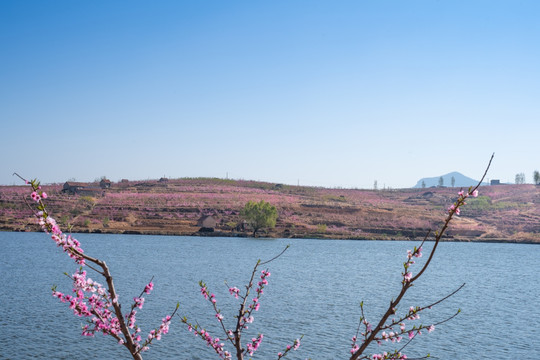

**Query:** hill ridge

left=413, top=171, right=488, bottom=188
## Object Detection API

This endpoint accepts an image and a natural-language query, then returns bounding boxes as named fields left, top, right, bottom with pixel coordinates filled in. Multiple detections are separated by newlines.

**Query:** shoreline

left=3, top=228, right=538, bottom=245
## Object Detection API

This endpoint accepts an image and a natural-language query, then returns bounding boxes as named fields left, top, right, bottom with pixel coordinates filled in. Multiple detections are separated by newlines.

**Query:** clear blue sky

left=1, top=1, right=538, bottom=188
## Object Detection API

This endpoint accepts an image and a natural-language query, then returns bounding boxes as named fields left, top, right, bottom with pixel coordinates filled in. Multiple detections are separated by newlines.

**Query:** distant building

left=197, top=215, right=217, bottom=232
left=62, top=182, right=87, bottom=194
left=100, top=179, right=111, bottom=189
left=491, top=179, right=501, bottom=185
left=63, top=181, right=105, bottom=195
left=159, top=177, right=169, bottom=182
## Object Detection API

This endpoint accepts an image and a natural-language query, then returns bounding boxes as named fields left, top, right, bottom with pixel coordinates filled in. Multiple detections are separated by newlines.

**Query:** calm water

left=0, top=232, right=538, bottom=359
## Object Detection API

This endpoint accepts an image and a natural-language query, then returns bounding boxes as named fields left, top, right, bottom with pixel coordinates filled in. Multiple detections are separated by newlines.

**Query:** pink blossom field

left=1, top=179, right=538, bottom=243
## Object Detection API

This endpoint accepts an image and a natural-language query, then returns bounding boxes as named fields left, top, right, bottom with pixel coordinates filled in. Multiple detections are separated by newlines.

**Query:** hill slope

left=1, top=179, right=538, bottom=243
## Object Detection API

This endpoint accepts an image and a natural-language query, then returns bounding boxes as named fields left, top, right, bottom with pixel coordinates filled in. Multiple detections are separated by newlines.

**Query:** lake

left=0, top=232, right=538, bottom=359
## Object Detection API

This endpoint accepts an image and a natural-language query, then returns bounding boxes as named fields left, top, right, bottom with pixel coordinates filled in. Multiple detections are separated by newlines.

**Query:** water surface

left=0, top=232, right=538, bottom=359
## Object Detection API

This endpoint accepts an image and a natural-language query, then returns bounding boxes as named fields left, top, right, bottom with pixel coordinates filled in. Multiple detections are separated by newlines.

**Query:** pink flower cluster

left=58, top=260, right=170, bottom=352
left=133, top=297, right=145, bottom=309
left=31, top=190, right=47, bottom=201
left=240, top=269, right=270, bottom=329
left=256, top=270, right=270, bottom=289
left=54, top=271, right=164, bottom=352
left=186, top=267, right=281, bottom=359
left=52, top=269, right=122, bottom=337
left=228, top=286, right=240, bottom=298
left=251, top=298, right=260, bottom=312
left=144, top=282, right=154, bottom=294
left=28, top=183, right=83, bottom=264
left=351, top=248, right=440, bottom=359
left=363, top=304, right=436, bottom=359
left=200, top=283, right=217, bottom=304
left=371, top=351, right=407, bottom=359
left=407, top=306, right=420, bottom=321
left=351, top=318, right=373, bottom=354
left=277, top=337, right=302, bottom=358
left=188, top=282, right=235, bottom=358
left=26, top=180, right=176, bottom=354
left=246, top=334, right=263, bottom=355
left=448, top=189, right=479, bottom=215
left=35, top=208, right=85, bottom=266
left=185, top=324, right=231, bottom=360
left=144, top=315, right=173, bottom=349
left=380, top=330, right=403, bottom=343
left=402, top=246, right=422, bottom=283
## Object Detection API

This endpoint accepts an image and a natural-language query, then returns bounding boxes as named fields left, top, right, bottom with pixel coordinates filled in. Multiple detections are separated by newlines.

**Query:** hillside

left=0, top=179, right=538, bottom=243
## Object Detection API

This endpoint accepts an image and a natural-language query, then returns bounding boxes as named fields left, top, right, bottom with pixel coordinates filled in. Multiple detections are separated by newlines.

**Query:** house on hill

left=62, top=182, right=87, bottom=194
left=100, top=179, right=111, bottom=189
left=197, top=215, right=217, bottom=232
left=62, top=181, right=104, bottom=196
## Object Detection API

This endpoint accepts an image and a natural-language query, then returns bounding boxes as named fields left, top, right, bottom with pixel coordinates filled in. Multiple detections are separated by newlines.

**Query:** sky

left=1, top=1, right=538, bottom=189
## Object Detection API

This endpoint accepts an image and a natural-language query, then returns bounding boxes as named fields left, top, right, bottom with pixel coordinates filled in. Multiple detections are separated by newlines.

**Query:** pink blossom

left=228, top=287, right=240, bottom=298
left=448, top=204, right=461, bottom=215
left=200, top=286, right=209, bottom=299
left=144, top=282, right=154, bottom=294
left=403, top=272, right=412, bottom=282
left=133, top=297, right=145, bottom=309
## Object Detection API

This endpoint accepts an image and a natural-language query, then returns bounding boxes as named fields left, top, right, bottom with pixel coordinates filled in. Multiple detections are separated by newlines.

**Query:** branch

left=350, top=154, right=494, bottom=360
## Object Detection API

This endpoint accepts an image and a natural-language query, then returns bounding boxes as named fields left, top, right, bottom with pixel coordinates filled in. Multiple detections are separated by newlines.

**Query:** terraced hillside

left=0, top=179, right=538, bottom=243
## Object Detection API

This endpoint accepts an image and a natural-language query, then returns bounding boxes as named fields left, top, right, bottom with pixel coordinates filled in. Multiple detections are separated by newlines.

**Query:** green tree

left=515, top=173, right=525, bottom=184
left=451, top=176, right=456, bottom=187
left=438, top=176, right=444, bottom=187
left=241, top=200, right=278, bottom=237
left=533, top=170, right=539, bottom=185
left=421, top=180, right=426, bottom=188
